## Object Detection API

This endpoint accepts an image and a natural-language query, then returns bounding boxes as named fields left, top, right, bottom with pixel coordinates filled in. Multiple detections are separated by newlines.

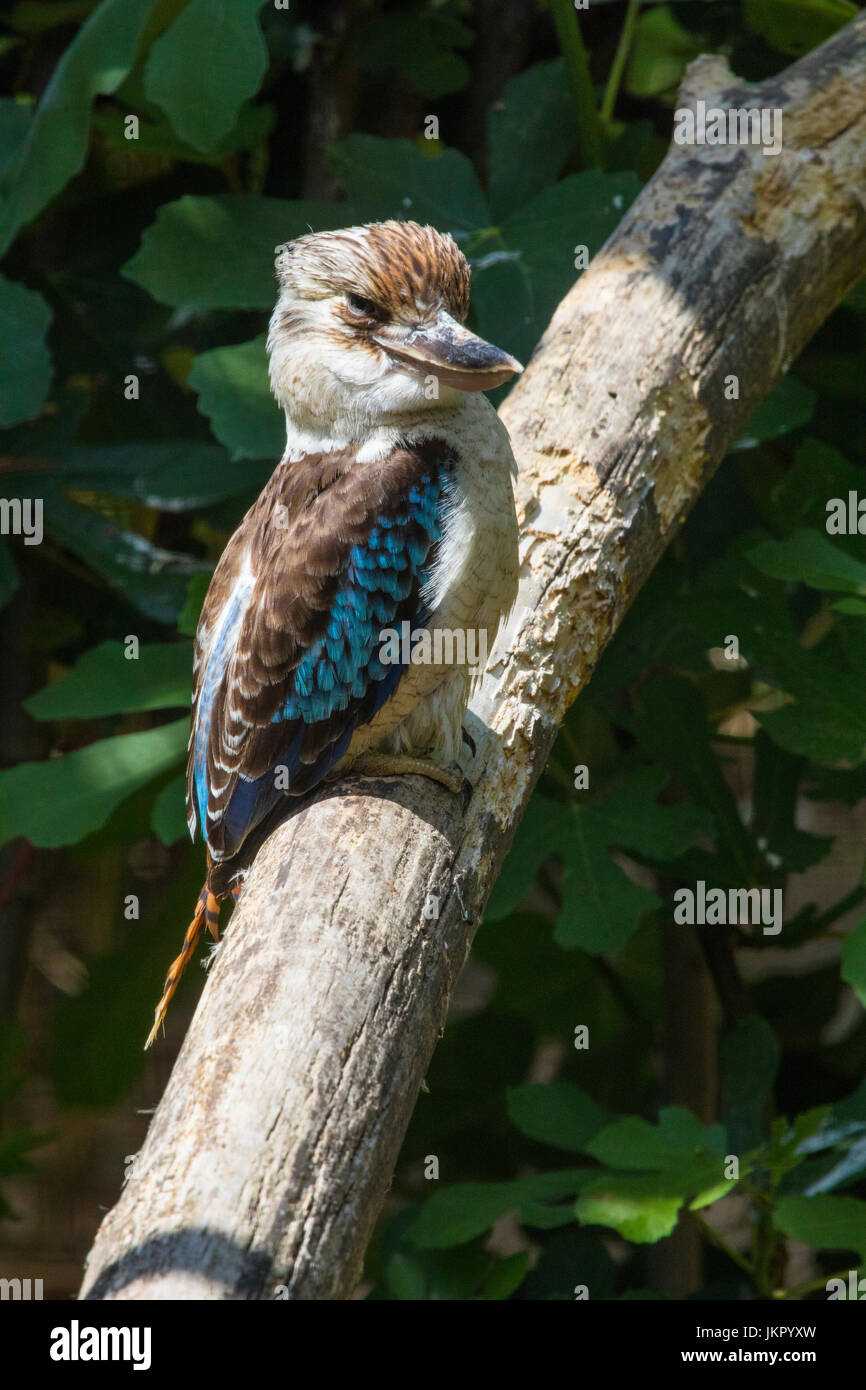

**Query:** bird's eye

left=346, top=293, right=387, bottom=322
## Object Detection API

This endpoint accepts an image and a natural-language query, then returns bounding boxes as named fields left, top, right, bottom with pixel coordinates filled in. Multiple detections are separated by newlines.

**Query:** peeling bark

left=81, top=19, right=866, bottom=1300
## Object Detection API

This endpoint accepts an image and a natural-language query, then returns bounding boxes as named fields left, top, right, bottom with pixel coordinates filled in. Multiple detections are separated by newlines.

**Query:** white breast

left=349, top=394, right=519, bottom=763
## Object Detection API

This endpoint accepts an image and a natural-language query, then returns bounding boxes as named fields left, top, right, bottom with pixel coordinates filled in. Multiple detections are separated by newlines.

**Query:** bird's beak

left=373, top=310, right=523, bottom=393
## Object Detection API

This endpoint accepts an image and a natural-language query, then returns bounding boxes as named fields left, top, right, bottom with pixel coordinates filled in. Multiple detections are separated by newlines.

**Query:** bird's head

left=267, top=220, right=522, bottom=440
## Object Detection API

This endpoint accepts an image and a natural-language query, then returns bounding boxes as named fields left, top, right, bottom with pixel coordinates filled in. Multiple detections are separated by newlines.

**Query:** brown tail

left=145, top=882, right=222, bottom=1049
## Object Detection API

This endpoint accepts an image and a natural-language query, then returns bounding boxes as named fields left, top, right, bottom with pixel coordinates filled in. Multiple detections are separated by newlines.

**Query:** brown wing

left=186, top=438, right=452, bottom=860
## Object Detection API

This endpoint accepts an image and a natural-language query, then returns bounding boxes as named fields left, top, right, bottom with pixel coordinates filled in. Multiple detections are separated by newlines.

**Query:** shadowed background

left=1, top=0, right=865, bottom=1300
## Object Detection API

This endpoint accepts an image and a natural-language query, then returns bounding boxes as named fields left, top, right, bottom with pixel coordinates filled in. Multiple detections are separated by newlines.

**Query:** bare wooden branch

left=81, top=19, right=866, bottom=1300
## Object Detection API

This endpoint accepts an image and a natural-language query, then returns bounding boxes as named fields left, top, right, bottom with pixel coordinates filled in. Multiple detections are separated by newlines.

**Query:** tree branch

left=80, top=18, right=866, bottom=1300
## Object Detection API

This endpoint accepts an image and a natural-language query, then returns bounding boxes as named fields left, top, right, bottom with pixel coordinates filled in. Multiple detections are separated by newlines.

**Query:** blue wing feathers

left=191, top=450, right=450, bottom=859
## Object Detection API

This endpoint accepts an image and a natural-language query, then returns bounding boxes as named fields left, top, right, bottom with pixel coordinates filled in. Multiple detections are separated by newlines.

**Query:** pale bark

left=81, top=19, right=866, bottom=1300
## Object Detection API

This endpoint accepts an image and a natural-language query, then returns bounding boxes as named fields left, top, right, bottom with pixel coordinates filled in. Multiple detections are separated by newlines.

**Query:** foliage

left=0, top=0, right=864, bottom=1298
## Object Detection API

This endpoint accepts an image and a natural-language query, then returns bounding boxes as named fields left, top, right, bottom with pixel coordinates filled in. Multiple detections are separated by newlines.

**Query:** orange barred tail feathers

left=145, top=883, right=223, bottom=1049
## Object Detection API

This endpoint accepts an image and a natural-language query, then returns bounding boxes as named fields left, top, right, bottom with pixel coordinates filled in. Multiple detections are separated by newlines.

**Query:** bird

left=145, top=219, right=522, bottom=1048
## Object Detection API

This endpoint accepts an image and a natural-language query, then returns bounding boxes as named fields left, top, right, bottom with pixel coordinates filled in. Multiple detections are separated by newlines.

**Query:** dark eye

left=346, top=293, right=388, bottom=322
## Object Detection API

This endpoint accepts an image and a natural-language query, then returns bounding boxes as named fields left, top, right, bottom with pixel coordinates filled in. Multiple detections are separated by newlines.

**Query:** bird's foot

left=461, top=726, right=477, bottom=759
left=350, top=753, right=467, bottom=798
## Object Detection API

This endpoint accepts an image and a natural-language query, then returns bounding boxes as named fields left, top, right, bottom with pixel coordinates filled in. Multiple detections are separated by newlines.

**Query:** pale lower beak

left=374, top=311, right=523, bottom=393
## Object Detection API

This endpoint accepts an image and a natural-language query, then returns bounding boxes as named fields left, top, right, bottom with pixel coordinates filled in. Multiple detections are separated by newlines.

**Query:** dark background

left=1, top=0, right=865, bottom=1300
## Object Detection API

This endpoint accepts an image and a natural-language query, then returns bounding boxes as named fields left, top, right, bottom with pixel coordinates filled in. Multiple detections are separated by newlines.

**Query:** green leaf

left=721, top=1015, right=780, bottom=1154
left=756, top=1107, right=831, bottom=1182
left=507, top=1083, right=613, bottom=1153
left=499, top=171, right=638, bottom=307
left=580, top=1169, right=738, bottom=1240
left=743, top=0, right=858, bottom=58
left=124, top=195, right=343, bottom=310
left=0, top=0, right=160, bottom=255
left=177, top=572, right=210, bottom=637
left=833, top=597, right=866, bottom=616
left=575, top=1174, right=690, bottom=1244
left=796, top=1081, right=866, bottom=1164
left=380, top=1249, right=427, bottom=1301
left=632, top=675, right=758, bottom=880
left=189, top=335, right=284, bottom=461
left=844, top=278, right=866, bottom=312
left=151, top=772, right=188, bottom=845
left=752, top=730, right=832, bottom=873
left=0, top=98, right=32, bottom=183
left=24, top=640, right=192, bottom=720
left=626, top=6, right=703, bottom=100
left=588, top=765, right=709, bottom=862
left=91, top=99, right=275, bottom=165
left=488, top=765, right=707, bottom=955
left=689, top=557, right=866, bottom=763
left=831, top=1080, right=866, bottom=1131
left=605, top=118, right=667, bottom=183
left=472, top=911, right=594, bottom=1038
left=555, top=809, right=660, bottom=955
left=354, top=14, right=472, bottom=99
left=576, top=1108, right=734, bottom=1243
left=0, top=718, right=188, bottom=848
left=3, top=2, right=95, bottom=36
left=774, top=1193, right=866, bottom=1263
left=841, top=918, right=866, bottom=1011
left=0, top=541, right=19, bottom=611
left=486, top=796, right=564, bottom=922
left=770, top=438, right=865, bottom=550
left=558, top=770, right=710, bottom=954
left=487, top=60, right=576, bottom=221
left=796, top=1085, right=866, bottom=1198
left=56, top=441, right=273, bottom=511
left=329, top=135, right=489, bottom=235
left=381, top=1244, right=492, bottom=1301
left=523, top=1229, right=616, bottom=1300
left=732, top=374, right=816, bottom=450
left=39, top=488, right=211, bottom=624
left=472, top=173, right=640, bottom=368
left=476, top=1251, right=530, bottom=1300
left=804, top=1139, right=866, bottom=1198
left=756, top=691, right=866, bottom=766
left=0, top=275, right=52, bottom=427
left=144, top=0, right=268, bottom=152
left=749, top=529, right=866, bottom=596
left=410, top=1169, right=587, bottom=1249
left=807, top=763, right=866, bottom=806
left=797, top=351, right=866, bottom=404
left=587, top=1106, right=727, bottom=1172
left=372, top=1215, right=500, bottom=1301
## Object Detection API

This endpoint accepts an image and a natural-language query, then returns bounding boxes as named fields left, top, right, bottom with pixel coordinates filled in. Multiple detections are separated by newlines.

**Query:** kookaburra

left=146, top=219, right=522, bottom=1046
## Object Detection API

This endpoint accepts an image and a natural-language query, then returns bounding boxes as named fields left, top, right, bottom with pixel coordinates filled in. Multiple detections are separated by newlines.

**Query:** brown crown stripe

left=279, top=221, right=471, bottom=324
